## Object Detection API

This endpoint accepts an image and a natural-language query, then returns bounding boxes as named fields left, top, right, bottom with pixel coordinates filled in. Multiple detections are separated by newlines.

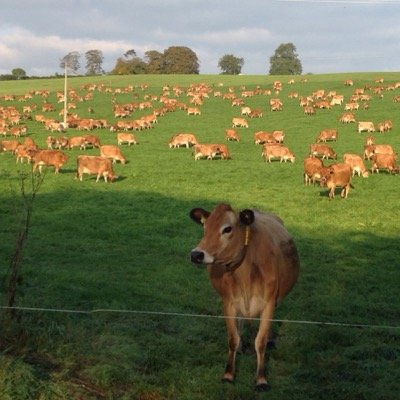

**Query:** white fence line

left=1, top=305, right=399, bottom=331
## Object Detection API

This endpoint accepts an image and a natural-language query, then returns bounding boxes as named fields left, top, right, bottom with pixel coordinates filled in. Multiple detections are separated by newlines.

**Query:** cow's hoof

left=255, top=382, right=270, bottom=392
left=221, top=377, right=234, bottom=385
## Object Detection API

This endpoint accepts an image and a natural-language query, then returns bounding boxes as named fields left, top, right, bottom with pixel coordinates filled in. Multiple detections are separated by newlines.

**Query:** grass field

left=0, top=72, right=399, bottom=400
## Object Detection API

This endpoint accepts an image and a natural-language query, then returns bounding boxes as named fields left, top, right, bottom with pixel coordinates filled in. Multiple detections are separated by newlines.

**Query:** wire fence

left=1, top=305, right=399, bottom=331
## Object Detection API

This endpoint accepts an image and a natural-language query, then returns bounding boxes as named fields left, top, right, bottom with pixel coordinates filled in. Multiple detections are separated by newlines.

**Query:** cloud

left=199, top=27, right=273, bottom=45
left=153, top=27, right=273, bottom=46
left=0, top=26, right=137, bottom=74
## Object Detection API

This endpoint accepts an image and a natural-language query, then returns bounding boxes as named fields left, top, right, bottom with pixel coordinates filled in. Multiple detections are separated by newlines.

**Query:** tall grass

left=1, top=73, right=399, bottom=399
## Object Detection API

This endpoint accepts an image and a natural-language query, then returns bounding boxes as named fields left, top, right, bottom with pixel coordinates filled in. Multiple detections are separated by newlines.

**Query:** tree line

left=1, top=42, right=302, bottom=80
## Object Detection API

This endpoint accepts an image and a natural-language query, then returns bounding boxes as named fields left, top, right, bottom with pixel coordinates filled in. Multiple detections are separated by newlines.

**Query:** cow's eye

left=222, top=226, right=232, bottom=234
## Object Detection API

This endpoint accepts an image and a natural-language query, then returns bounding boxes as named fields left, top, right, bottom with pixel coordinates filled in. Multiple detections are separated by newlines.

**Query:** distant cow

left=187, top=107, right=201, bottom=116
left=343, top=153, right=369, bottom=177
left=316, top=129, right=337, bottom=142
left=83, top=134, right=101, bottom=148
left=100, top=145, right=126, bottom=164
left=232, top=117, right=248, bottom=128
left=214, top=143, right=231, bottom=160
left=262, top=144, right=295, bottom=163
left=225, top=129, right=240, bottom=142
left=117, top=132, right=138, bottom=146
left=303, top=157, right=327, bottom=185
left=339, top=112, right=356, bottom=124
left=240, top=106, right=251, bottom=116
left=193, top=144, right=230, bottom=160
left=76, top=155, right=117, bottom=182
left=169, top=133, right=198, bottom=148
left=189, top=203, right=299, bottom=389
left=68, top=136, right=87, bottom=150
left=0, top=140, right=19, bottom=153
left=15, top=144, right=33, bottom=163
left=358, top=121, right=375, bottom=133
left=254, top=131, right=278, bottom=145
left=30, top=149, right=68, bottom=174
left=272, top=130, right=285, bottom=143
left=309, top=144, right=337, bottom=160
left=249, top=108, right=263, bottom=118
left=371, top=153, right=398, bottom=174
left=363, top=144, right=395, bottom=160
left=320, top=163, right=353, bottom=199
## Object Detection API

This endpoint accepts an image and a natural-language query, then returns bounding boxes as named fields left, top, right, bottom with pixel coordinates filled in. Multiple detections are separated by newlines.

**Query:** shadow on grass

left=1, top=188, right=399, bottom=399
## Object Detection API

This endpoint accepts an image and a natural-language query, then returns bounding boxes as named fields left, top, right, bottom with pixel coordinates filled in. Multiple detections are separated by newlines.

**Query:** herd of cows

left=0, top=77, right=399, bottom=197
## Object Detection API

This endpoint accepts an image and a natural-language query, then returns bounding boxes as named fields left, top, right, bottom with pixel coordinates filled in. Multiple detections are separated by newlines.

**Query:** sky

left=1, top=0, right=400, bottom=76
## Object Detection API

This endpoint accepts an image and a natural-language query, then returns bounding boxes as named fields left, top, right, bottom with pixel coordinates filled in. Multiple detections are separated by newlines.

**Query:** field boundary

left=2, top=305, right=399, bottom=331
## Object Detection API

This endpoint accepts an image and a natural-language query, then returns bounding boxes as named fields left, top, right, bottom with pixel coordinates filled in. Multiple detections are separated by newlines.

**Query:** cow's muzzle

left=190, top=250, right=205, bottom=265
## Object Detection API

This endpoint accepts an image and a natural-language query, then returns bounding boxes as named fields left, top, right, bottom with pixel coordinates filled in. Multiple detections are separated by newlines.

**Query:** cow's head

left=319, top=167, right=333, bottom=187
left=189, top=203, right=254, bottom=268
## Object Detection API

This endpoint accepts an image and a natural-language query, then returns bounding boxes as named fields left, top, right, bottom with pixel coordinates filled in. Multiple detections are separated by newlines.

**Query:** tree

left=60, top=51, right=81, bottom=74
left=163, top=46, right=199, bottom=74
left=11, top=68, right=27, bottom=80
left=85, top=49, right=104, bottom=75
left=124, top=49, right=137, bottom=59
left=144, top=50, right=165, bottom=74
left=218, top=54, right=244, bottom=75
left=111, top=56, right=147, bottom=75
left=269, top=43, right=302, bottom=75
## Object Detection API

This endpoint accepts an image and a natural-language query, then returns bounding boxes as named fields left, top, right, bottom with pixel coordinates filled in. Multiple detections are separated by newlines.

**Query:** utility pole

left=63, top=63, right=68, bottom=129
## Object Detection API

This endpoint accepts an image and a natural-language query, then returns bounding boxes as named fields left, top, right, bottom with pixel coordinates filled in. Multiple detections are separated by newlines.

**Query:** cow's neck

left=225, top=226, right=250, bottom=273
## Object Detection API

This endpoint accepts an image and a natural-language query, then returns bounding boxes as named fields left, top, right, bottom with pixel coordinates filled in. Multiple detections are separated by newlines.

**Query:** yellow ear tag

left=200, top=216, right=206, bottom=225
left=244, top=226, right=250, bottom=246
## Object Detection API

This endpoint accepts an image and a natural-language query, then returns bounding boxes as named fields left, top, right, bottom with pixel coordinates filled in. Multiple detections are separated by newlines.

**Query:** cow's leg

left=222, top=303, right=240, bottom=383
left=254, top=301, right=275, bottom=391
left=342, top=184, right=350, bottom=198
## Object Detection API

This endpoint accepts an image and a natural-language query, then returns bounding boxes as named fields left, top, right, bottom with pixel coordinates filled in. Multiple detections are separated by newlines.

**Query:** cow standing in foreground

left=189, top=203, right=299, bottom=390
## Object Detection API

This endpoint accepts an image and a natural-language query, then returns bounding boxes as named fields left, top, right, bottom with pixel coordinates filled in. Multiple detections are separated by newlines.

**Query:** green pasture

left=0, top=73, right=399, bottom=399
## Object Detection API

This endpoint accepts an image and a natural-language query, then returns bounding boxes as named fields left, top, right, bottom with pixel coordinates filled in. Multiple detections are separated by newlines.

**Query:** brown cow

left=316, top=129, right=337, bottom=142
left=100, top=145, right=126, bottom=164
left=68, top=136, right=87, bottom=150
left=309, top=144, right=337, bottom=160
left=214, top=144, right=231, bottom=160
left=363, top=144, right=395, bottom=160
left=187, top=107, right=201, bottom=116
left=320, top=163, right=353, bottom=199
left=76, top=155, right=117, bottom=182
left=189, top=203, right=299, bottom=389
left=30, top=149, right=68, bottom=174
left=15, top=144, right=34, bottom=163
left=117, top=132, right=138, bottom=146
left=343, top=153, right=369, bottom=177
left=0, top=140, right=19, bottom=153
left=193, top=144, right=220, bottom=160
left=303, top=157, right=327, bottom=185
left=339, top=112, right=356, bottom=124
left=254, top=131, right=278, bottom=145
left=262, top=144, right=295, bottom=163
left=358, top=121, right=375, bottom=133
left=169, top=133, right=198, bottom=148
left=232, top=117, right=248, bottom=128
left=272, top=130, right=285, bottom=143
left=371, top=153, right=398, bottom=174
left=225, top=129, right=241, bottom=142
left=83, top=134, right=101, bottom=148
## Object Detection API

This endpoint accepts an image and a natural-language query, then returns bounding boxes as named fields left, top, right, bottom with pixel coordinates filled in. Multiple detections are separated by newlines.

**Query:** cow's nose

left=190, top=250, right=205, bottom=264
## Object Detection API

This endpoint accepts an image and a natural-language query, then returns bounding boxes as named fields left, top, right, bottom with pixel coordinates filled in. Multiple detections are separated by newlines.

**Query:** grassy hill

left=0, top=73, right=399, bottom=399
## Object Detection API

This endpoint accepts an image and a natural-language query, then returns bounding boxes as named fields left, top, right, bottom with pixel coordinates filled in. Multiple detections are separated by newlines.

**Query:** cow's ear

left=190, top=208, right=210, bottom=225
left=239, top=209, right=255, bottom=226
